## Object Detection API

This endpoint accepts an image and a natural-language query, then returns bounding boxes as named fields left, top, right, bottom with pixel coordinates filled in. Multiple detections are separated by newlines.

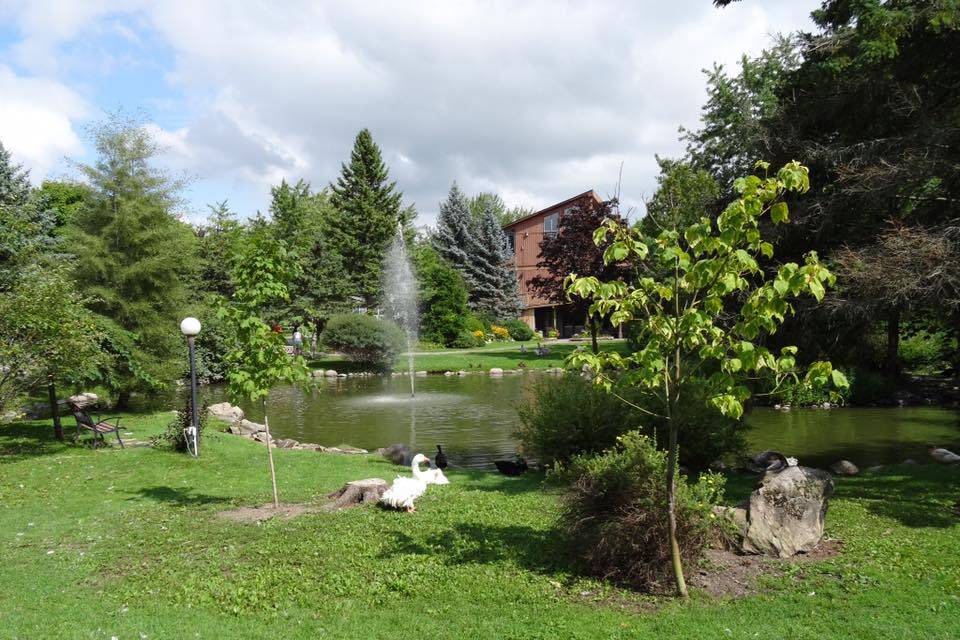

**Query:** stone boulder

left=274, top=438, right=300, bottom=449
left=489, top=367, right=504, bottom=376
left=830, top=460, right=859, bottom=476
left=68, top=392, right=99, bottom=409
left=325, top=370, right=338, bottom=377
left=208, top=402, right=244, bottom=423
left=227, top=419, right=264, bottom=436
left=741, top=465, right=834, bottom=558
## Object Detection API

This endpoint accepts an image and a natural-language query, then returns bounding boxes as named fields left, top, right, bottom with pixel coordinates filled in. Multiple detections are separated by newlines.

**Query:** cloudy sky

left=0, top=0, right=820, bottom=226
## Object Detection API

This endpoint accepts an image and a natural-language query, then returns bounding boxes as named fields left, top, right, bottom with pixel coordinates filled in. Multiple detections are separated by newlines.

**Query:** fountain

left=383, top=223, right=419, bottom=397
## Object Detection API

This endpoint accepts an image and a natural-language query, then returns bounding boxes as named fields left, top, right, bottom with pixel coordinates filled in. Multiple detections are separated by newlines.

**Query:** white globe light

left=180, top=317, right=202, bottom=336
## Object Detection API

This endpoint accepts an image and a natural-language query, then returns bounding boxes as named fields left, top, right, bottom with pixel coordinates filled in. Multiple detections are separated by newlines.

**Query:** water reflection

left=160, top=374, right=960, bottom=470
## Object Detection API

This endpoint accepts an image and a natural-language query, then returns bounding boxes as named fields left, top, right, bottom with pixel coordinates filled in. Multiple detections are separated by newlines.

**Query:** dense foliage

left=413, top=244, right=470, bottom=347
left=558, top=431, right=725, bottom=592
left=67, top=117, right=198, bottom=404
left=321, top=313, right=407, bottom=372
left=152, top=399, right=209, bottom=453
left=502, top=318, right=534, bottom=342
left=517, top=375, right=745, bottom=470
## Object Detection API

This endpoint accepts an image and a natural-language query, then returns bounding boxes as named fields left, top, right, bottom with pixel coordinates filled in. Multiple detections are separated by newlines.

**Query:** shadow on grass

left=721, top=465, right=959, bottom=529
left=0, top=420, right=78, bottom=462
left=834, top=465, right=959, bottom=528
left=129, top=486, right=232, bottom=506
left=381, top=522, right=572, bottom=575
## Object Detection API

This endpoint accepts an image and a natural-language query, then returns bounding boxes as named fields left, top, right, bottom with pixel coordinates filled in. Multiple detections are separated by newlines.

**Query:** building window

left=544, top=212, right=559, bottom=238
left=504, top=231, right=515, bottom=255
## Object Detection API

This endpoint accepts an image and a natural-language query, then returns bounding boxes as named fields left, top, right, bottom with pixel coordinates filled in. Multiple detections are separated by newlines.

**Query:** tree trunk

left=117, top=390, right=131, bottom=410
left=885, top=308, right=901, bottom=376
left=590, top=317, right=599, bottom=354
left=263, top=398, right=280, bottom=508
left=666, top=352, right=688, bottom=598
left=47, top=379, right=63, bottom=442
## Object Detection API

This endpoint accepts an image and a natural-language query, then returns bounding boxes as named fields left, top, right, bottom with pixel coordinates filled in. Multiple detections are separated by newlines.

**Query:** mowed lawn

left=1, top=412, right=958, bottom=639
left=310, top=339, right=632, bottom=373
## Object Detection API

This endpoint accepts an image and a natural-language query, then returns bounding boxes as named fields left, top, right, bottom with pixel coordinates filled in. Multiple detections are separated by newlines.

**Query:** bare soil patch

left=217, top=503, right=318, bottom=523
left=689, top=538, right=842, bottom=599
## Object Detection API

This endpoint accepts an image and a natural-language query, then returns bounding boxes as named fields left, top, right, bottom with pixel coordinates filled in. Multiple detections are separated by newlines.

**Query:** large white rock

left=830, top=460, right=859, bottom=476
left=741, top=465, right=834, bottom=558
left=68, top=392, right=99, bottom=409
left=207, top=402, right=244, bottom=422
left=489, top=367, right=504, bottom=376
left=325, top=369, right=339, bottom=377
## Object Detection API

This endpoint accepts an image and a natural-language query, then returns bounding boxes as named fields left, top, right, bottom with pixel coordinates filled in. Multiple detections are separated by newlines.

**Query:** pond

left=194, top=373, right=960, bottom=470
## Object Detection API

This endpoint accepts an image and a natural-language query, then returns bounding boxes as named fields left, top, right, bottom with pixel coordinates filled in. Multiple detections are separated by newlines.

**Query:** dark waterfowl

left=494, top=458, right=528, bottom=476
left=435, top=445, right=448, bottom=469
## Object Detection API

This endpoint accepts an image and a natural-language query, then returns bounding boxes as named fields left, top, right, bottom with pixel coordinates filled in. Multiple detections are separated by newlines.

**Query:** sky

left=0, top=0, right=821, bottom=227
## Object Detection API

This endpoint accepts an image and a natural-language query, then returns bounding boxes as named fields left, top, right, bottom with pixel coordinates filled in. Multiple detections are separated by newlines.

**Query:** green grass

left=308, top=340, right=631, bottom=373
left=2, top=413, right=958, bottom=639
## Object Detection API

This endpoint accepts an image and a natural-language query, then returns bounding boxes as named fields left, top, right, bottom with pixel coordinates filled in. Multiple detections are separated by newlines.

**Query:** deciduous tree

left=567, top=162, right=847, bottom=597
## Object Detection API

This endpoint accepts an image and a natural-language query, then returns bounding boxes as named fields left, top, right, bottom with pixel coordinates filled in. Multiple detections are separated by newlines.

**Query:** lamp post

left=180, top=317, right=202, bottom=457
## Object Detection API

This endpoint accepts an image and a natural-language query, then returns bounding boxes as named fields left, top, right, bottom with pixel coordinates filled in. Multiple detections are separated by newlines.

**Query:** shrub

left=557, top=431, right=725, bottom=591
left=769, top=369, right=850, bottom=406
left=152, top=400, right=208, bottom=453
left=517, top=375, right=746, bottom=470
left=464, top=314, right=488, bottom=333
left=899, top=327, right=954, bottom=375
left=451, top=330, right=485, bottom=348
left=321, top=314, right=406, bottom=371
left=490, top=325, right=511, bottom=341
left=547, top=328, right=559, bottom=338
left=517, top=375, right=639, bottom=467
left=414, top=245, right=470, bottom=347
left=503, top=319, right=534, bottom=341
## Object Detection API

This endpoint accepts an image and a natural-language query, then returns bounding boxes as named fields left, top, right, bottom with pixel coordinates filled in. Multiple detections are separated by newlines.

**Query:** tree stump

left=324, top=478, right=389, bottom=510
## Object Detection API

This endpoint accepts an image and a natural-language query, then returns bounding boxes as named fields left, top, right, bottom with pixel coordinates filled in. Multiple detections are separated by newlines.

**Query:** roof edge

left=502, top=189, right=603, bottom=230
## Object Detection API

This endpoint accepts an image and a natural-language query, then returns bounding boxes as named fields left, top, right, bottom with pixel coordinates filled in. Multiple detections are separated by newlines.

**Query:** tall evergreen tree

left=0, top=141, right=57, bottom=286
left=434, top=183, right=483, bottom=296
left=67, top=117, right=198, bottom=404
left=270, top=180, right=351, bottom=332
left=329, top=129, right=407, bottom=306
left=475, top=197, right=521, bottom=319
left=197, top=200, right=242, bottom=299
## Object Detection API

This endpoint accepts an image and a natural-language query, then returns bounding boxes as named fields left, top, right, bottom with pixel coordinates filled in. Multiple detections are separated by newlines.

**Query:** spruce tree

left=475, top=198, right=521, bottom=319
left=433, top=182, right=482, bottom=290
left=67, top=117, right=197, bottom=403
left=435, top=183, right=520, bottom=319
left=329, top=129, right=406, bottom=306
left=0, top=141, right=57, bottom=286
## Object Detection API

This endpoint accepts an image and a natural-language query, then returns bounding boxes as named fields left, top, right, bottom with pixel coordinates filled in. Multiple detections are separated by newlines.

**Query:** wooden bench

left=68, top=402, right=124, bottom=448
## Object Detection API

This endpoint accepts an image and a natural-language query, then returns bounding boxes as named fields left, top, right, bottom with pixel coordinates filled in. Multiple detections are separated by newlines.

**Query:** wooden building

left=503, top=190, right=604, bottom=336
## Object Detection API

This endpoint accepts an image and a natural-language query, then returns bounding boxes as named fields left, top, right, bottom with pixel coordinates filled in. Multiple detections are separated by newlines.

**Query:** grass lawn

left=308, top=339, right=631, bottom=373
left=2, top=413, right=958, bottom=639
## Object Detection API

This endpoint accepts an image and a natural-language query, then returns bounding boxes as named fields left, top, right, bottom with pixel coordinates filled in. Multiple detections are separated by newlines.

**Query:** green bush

left=517, top=375, right=638, bottom=467
left=414, top=245, right=470, bottom=347
left=450, top=330, right=486, bottom=349
left=557, top=431, right=725, bottom=592
left=503, top=319, right=534, bottom=341
left=899, top=328, right=954, bottom=375
left=464, top=314, right=488, bottom=334
left=770, top=371, right=849, bottom=406
left=517, top=375, right=746, bottom=470
left=321, top=314, right=406, bottom=371
left=151, top=400, right=208, bottom=453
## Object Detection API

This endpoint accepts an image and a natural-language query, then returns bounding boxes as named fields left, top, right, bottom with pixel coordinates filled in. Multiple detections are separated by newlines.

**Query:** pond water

left=192, top=373, right=960, bottom=470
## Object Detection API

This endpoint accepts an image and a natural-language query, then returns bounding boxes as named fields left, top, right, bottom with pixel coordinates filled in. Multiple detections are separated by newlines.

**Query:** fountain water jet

left=383, top=223, right=419, bottom=397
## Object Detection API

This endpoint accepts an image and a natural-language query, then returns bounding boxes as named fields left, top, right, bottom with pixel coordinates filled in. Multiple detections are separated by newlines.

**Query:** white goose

left=423, top=464, right=450, bottom=485
left=380, top=453, right=431, bottom=512
left=928, top=445, right=960, bottom=464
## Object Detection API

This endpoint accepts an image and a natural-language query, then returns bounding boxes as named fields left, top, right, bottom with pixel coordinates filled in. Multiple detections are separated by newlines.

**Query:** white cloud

left=0, top=0, right=821, bottom=221
left=0, top=64, right=88, bottom=179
